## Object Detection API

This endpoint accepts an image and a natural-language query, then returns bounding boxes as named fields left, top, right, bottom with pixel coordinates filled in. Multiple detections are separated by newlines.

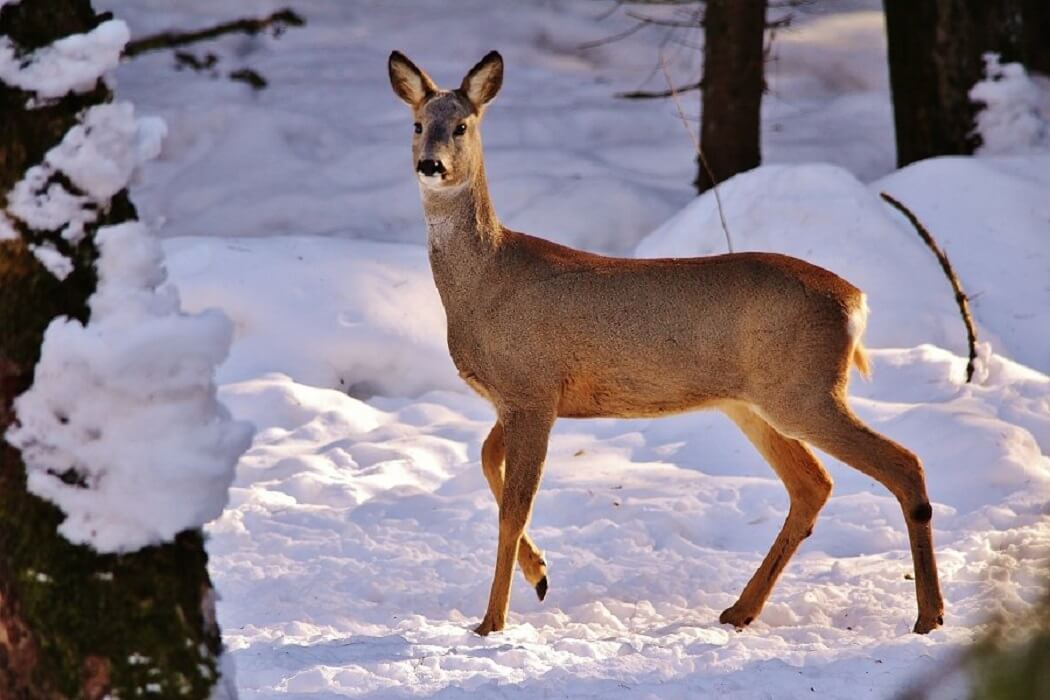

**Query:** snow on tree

left=970, top=53, right=1050, bottom=156
left=0, top=0, right=250, bottom=697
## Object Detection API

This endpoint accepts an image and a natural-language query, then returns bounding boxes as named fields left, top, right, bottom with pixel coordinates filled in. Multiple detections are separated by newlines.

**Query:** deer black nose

left=417, top=159, right=445, bottom=177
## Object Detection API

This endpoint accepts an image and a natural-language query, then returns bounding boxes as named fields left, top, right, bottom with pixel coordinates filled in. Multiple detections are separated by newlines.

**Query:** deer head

left=388, top=50, right=503, bottom=192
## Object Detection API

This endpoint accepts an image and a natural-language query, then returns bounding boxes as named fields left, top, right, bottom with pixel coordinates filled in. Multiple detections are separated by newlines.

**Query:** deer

left=387, top=50, right=944, bottom=637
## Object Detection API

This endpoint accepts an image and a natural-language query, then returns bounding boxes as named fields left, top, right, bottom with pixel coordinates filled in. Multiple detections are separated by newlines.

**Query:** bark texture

left=696, top=0, right=767, bottom=193
left=884, top=0, right=1050, bottom=167
left=0, top=2, right=224, bottom=697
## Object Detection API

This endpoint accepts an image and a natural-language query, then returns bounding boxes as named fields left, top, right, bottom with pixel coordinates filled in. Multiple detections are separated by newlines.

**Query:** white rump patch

left=847, top=294, right=869, bottom=342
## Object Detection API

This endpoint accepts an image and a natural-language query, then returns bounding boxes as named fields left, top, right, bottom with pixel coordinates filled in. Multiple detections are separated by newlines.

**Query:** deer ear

left=389, top=51, right=437, bottom=107
left=459, top=51, right=503, bottom=109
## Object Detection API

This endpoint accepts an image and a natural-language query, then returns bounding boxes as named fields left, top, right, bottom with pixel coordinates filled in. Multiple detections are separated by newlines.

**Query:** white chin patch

left=417, top=173, right=447, bottom=189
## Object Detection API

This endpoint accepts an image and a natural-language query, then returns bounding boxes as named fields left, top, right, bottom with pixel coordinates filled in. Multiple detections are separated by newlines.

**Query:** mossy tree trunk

left=696, top=0, right=767, bottom=194
left=0, top=2, right=226, bottom=698
left=884, top=0, right=1049, bottom=167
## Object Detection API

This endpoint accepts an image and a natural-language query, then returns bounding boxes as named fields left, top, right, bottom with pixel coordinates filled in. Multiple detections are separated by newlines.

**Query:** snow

left=99, top=1, right=898, bottom=252
left=874, top=156, right=1050, bottom=372
left=6, top=102, right=165, bottom=246
left=0, top=19, right=129, bottom=101
left=162, top=236, right=457, bottom=398
left=26, top=242, right=73, bottom=280
left=6, top=221, right=254, bottom=552
left=153, top=183, right=1050, bottom=696
left=4, top=16, right=251, bottom=555
left=24, top=0, right=1050, bottom=695
left=970, top=53, right=1050, bottom=156
left=46, top=103, right=166, bottom=202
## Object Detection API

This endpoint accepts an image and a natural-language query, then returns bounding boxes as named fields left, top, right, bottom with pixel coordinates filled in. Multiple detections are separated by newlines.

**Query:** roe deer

left=388, top=50, right=944, bottom=636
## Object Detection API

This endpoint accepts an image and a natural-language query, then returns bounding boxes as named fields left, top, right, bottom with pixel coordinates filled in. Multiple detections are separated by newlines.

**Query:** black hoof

left=535, top=576, right=548, bottom=602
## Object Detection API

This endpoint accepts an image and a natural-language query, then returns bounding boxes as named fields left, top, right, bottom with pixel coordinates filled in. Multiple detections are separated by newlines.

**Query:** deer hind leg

left=475, top=409, right=554, bottom=636
left=481, top=422, right=549, bottom=600
left=771, top=396, right=944, bottom=634
left=719, top=403, right=833, bottom=630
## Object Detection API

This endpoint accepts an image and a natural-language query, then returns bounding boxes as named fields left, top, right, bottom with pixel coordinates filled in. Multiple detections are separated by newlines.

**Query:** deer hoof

left=913, top=613, right=944, bottom=634
left=535, top=576, right=548, bottom=601
left=474, top=614, right=504, bottom=636
left=719, top=605, right=755, bottom=630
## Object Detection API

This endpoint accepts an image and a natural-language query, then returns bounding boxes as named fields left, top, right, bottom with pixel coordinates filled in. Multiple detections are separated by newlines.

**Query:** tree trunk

left=884, top=0, right=1048, bottom=167
left=696, top=0, right=767, bottom=194
left=1022, top=0, right=1050, bottom=76
left=0, top=2, right=226, bottom=698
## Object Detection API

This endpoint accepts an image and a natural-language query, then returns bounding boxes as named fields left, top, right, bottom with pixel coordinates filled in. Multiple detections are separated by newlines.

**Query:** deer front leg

left=482, top=423, right=549, bottom=600
left=720, top=404, right=833, bottom=629
left=475, top=410, right=554, bottom=636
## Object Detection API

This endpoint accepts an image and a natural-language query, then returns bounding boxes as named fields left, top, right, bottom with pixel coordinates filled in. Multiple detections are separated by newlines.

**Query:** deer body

left=390, top=50, right=944, bottom=637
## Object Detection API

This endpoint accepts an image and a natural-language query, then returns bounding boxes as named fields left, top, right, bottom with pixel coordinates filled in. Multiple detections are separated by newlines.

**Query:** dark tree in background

left=696, top=0, right=767, bottom=193
left=884, top=0, right=1050, bottom=167
left=0, top=1, right=226, bottom=697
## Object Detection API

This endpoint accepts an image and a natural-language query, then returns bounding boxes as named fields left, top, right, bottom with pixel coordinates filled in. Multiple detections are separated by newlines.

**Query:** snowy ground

left=96, top=1, right=1050, bottom=697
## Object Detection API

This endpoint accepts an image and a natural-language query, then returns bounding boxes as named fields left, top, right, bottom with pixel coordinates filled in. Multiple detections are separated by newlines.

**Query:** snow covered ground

left=95, top=0, right=1050, bottom=697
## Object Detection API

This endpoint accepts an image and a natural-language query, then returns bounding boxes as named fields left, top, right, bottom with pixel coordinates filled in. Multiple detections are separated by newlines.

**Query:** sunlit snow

left=56, top=0, right=1050, bottom=696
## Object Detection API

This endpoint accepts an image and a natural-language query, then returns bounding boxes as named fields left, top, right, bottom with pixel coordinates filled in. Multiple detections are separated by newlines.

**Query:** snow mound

left=6, top=222, right=254, bottom=553
left=875, top=155, right=1050, bottom=372
left=636, top=160, right=1050, bottom=374
left=163, top=235, right=459, bottom=398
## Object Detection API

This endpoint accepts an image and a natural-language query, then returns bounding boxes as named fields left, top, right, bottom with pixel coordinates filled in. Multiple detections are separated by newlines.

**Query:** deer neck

left=420, top=161, right=502, bottom=313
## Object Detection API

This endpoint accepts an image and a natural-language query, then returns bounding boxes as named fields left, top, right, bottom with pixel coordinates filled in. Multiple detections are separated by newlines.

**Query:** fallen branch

left=880, top=192, right=979, bottom=382
left=124, top=8, right=305, bottom=58
left=660, top=56, right=733, bottom=253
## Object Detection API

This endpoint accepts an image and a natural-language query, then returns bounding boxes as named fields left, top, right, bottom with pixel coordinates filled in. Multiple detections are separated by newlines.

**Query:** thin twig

left=658, top=56, right=733, bottom=253
left=578, top=19, right=648, bottom=50
left=880, top=192, right=979, bottom=382
left=593, top=0, right=626, bottom=21
left=615, top=0, right=699, bottom=5
left=580, top=5, right=702, bottom=50
left=624, top=10, right=701, bottom=27
left=617, top=79, right=701, bottom=99
left=636, top=18, right=685, bottom=86
left=123, top=8, right=305, bottom=58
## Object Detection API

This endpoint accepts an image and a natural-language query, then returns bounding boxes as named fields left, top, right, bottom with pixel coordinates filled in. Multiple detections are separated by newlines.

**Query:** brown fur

left=388, top=51, right=944, bottom=636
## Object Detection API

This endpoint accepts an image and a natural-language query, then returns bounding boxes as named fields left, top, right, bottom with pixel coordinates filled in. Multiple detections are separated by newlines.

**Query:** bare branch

left=580, top=3, right=704, bottom=50
left=624, top=10, right=701, bottom=27
left=616, top=79, right=701, bottom=99
left=593, top=1, right=626, bottom=21
left=613, top=0, right=696, bottom=5
left=577, top=19, right=648, bottom=50
left=124, top=8, right=305, bottom=58
left=618, top=0, right=701, bottom=5
left=880, top=192, right=979, bottom=382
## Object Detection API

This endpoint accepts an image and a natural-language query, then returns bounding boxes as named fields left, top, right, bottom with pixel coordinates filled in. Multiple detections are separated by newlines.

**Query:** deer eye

left=414, top=122, right=422, bottom=134
left=454, top=123, right=467, bottom=136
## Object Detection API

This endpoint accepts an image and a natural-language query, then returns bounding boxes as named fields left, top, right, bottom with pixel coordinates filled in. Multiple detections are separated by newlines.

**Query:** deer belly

left=557, top=369, right=721, bottom=419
